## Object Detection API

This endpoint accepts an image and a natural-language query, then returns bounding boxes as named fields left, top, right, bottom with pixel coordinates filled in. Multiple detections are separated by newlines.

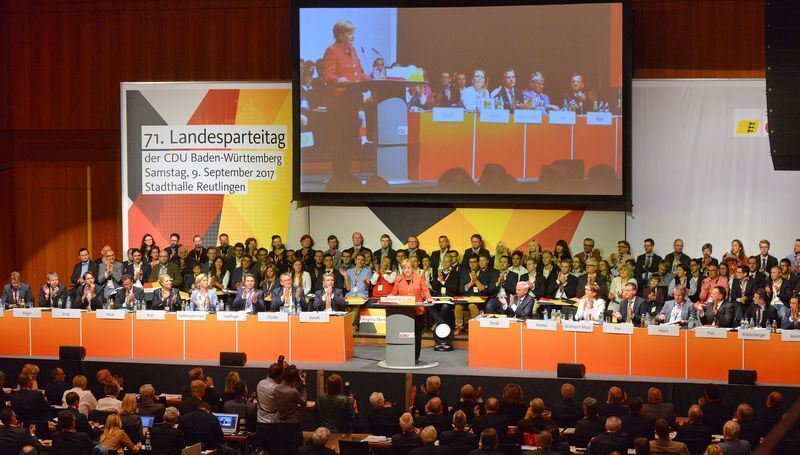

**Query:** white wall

left=627, top=79, right=799, bottom=259
left=299, top=8, right=397, bottom=66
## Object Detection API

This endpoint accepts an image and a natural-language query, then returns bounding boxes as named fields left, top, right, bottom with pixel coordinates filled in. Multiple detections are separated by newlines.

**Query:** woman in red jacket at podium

left=391, top=259, right=432, bottom=363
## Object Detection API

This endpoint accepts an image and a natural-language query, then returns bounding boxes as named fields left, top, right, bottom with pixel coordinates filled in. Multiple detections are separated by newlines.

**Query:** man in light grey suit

left=97, top=249, right=124, bottom=300
left=656, top=285, right=696, bottom=325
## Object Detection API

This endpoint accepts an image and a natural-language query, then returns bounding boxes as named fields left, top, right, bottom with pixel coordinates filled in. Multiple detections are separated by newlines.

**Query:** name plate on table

left=216, top=311, right=247, bottom=322
left=562, top=320, right=594, bottom=332
left=781, top=330, right=800, bottom=342
left=135, top=310, right=166, bottom=320
left=479, top=108, right=510, bottom=124
left=52, top=309, right=82, bottom=319
left=177, top=311, right=206, bottom=321
left=603, top=322, right=634, bottom=335
left=299, top=312, right=330, bottom=323
left=479, top=317, right=510, bottom=329
left=432, top=107, right=465, bottom=122
left=12, top=308, right=42, bottom=318
left=695, top=326, right=730, bottom=338
left=527, top=319, right=557, bottom=331
left=549, top=111, right=576, bottom=125
left=586, top=111, right=613, bottom=125
left=513, top=109, right=543, bottom=124
left=258, top=312, right=289, bottom=322
left=738, top=328, right=771, bottom=341
left=380, top=296, right=416, bottom=305
left=95, top=309, right=126, bottom=320
left=648, top=324, right=680, bottom=337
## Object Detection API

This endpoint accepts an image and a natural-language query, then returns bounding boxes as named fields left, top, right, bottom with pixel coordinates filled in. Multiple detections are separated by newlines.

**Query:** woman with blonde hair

left=189, top=273, right=218, bottom=312
left=21, top=364, right=40, bottom=390
left=524, top=239, right=542, bottom=265
left=222, top=371, right=241, bottom=403
left=493, top=241, right=510, bottom=270
left=119, top=393, right=144, bottom=444
left=99, top=412, right=141, bottom=453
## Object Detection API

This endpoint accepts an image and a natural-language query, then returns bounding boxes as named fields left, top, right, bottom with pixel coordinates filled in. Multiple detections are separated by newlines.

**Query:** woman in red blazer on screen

left=391, top=259, right=433, bottom=363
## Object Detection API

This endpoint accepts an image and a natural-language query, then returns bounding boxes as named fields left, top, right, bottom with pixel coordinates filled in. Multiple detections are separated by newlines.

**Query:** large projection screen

left=294, top=0, right=630, bottom=203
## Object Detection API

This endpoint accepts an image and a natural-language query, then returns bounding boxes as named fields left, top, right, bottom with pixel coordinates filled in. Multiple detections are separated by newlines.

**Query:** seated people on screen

left=232, top=274, right=265, bottom=314
left=270, top=272, right=306, bottom=312
left=152, top=250, right=183, bottom=289
left=189, top=274, right=218, bottom=312
left=2, top=271, right=34, bottom=308
left=322, top=20, right=369, bottom=87
left=371, top=57, right=386, bottom=80
left=312, top=273, right=347, bottom=312
left=114, top=274, right=145, bottom=310
left=407, top=84, right=433, bottom=111
left=371, top=256, right=396, bottom=299
left=432, top=72, right=460, bottom=108
left=490, top=69, right=524, bottom=112
left=460, top=69, right=490, bottom=112
left=39, top=272, right=68, bottom=308
left=575, top=284, right=605, bottom=322
left=563, top=73, right=588, bottom=113
left=152, top=274, right=181, bottom=311
left=522, top=72, right=554, bottom=111
left=123, top=248, right=150, bottom=286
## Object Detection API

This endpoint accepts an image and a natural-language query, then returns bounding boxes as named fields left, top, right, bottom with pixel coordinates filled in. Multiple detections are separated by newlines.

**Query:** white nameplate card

left=648, top=324, right=680, bottom=337
left=562, top=320, right=594, bottom=332
left=586, top=112, right=613, bottom=125
left=479, top=108, right=510, bottom=124
left=432, top=107, right=465, bottom=122
left=216, top=311, right=247, bottom=322
left=95, top=309, right=126, bottom=320
left=695, top=326, right=729, bottom=338
left=360, top=314, right=386, bottom=323
left=299, top=312, right=330, bottom=323
left=603, top=323, right=634, bottom=335
left=738, top=328, right=771, bottom=341
left=12, top=308, right=42, bottom=318
left=549, top=111, right=576, bottom=125
left=258, top=312, right=289, bottom=322
left=380, top=296, right=416, bottom=305
left=177, top=311, right=207, bottom=321
left=527, top=319, right=557, bottom=331
left=781, top=330, right=800, bottom=342
left=135, top=310, right=166, bottom=320
left=52, top=309, right=82, bottom=319
left=514, top=109, right=543, bottom=124
left=479, top=317, right=510, bottom=329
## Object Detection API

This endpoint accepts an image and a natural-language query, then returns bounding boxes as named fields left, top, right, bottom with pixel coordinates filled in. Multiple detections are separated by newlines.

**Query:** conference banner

left=121, top=82, right=301, bottom=251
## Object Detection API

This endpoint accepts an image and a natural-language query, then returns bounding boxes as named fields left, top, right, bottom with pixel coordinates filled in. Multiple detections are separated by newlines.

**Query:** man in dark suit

left=635, top=238, right=661, bottom=284
left=38, top=272, right=69, bottom=308
left=674, top=405, right=712, bottom=454
left=696, top=286, right=737, bottom=328
left=490, top=69, right=524, bottom=112
left=231, top=274, right=265, bottom=313
left=471, top=398, right=509, bottom=441
left=225, top=242, right=245, bottom=272
left=415, top=398, right=451, bottom=434
left=619, top=398, right=652, bottom=443
left=229, top=255, right=260, bottom=291
left=60, top=392, right=97, bottom=438
left=392, top=412, right=422, bottom=449
left=746, top=257, right=767, bottom=289
left=743, top=288, right=779, bottom=328
left=312, top=254, right=345, bottom=292
left=374, top=234, right=398, bottom=268
left=51, top=411, right=94, bottom=454
left=768, top=265, right=794, bottom=307
left=2, top=272, right=34, bottom=307
left=164, top=233, right=181, bottom=260
left=342, top=232, right=369, bottom=259
left=10, top=374, right=47, bottom=424
left=113, top=274, right=145, bottom=310
left=552, top=259, right=579, bottom=300
left=179, top=380, right=211, bottom=415
left=270, top=272, right=306, bottom=312
left=150, top=406, right=185, bottom=455
left=576, top=259, right=607, bottom=299
left=311, top=274, right=347, bottom=312
left=180, top=368, right=220, bottom=408
left=755, top=240, right=779, bottom=275
left=641, top=388, right=675, bottom=427
left=783, top=296, right=800, bottom=330
left=429, top=236, right=453, bottom=272
left=71, top=248, right=98, bottom=287
left=366, top=393, right=400, bottom=436
left=663, top=239, right=691, bottom=273
left=179, top=401, right=235, bottom=454
left=0, top=408, right=46, bottom=453
left=526, top=429, right=560, bottom=455
left=461, top=234, right=490, bottom=270
left=550, top=384, right=582, bottom=429
left=598, top=387, right=628, bottom=418
left=730, top=264, right=757, bottom=320
left=574, top=398, right=605, bottom=448
left=150, top=250, right=183, bottom=289
left=45, top=368, right=69, bottom=407
left=610, top=283, right=647, bottom=325
left=756, top=392, right=784, bottom=438
left=432, top=72, right=461, bottom=108
left=399, top=236, right=427, bottom=262
left=123, top=248, right=151, bottom=285
left=411, top=426, right=451, bottom=455
left=152, top=275, right=181, bottom=311
left=576, top=238, right=603, bottom=268
left=585, top=416, right=628, bottom=455
left=700, top=384, right=732, bottom=434
left=440, top=410, right=479, bottom=450
left=492, top=256, right=518, bottom=296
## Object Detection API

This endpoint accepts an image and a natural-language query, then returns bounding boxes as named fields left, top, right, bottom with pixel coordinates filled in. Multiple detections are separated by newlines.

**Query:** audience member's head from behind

left=703, top=445, right=722, bottom=455
left=767, top=392, right=783, bottom=410
left=654, top=418, right=671, bottom=440
left=420, top=426, right=437, bottom=445
left=139, top=384, right=156, bottom=403
left=312, top=426, right=331, bottom=447
left=583, top=397, right=599, bottom=418
left=734, top=403, right=754, bottom=422
left=104, top=381, right=120, bottom=398
left=163, top=407, right=180, bottom=426
left=647, top=387, right=663, bottom=404
left=72, top=375, right=87, bottom=391
left=0, top=408, right=15, bottom=428
left=479, top=428, right=499, bottom=450
left=607, top=386, right=624, bottom=404
left=687, top=404, right=703, bottom=424
left=502, top=383, right=523, bottom=405
left=723, top=420, right=741, bottom=441
left=485, top=397, right=500, bottom=414
left=452, top=410, right=467, bottom=431
left=628, top=397, right=643, bottom=416
left=190, top=380, right=206, bottom=399
left=561, top=383, right=575, bottom=401
left=426, top=397, right=443, bottom=416
left=120, top=393, right=137, bottom=415
left=65, top=391, right=80, bottom=409
left=58, top=410, right=76, bottom=431
left=326, top=373, right=344, bottom=396
left=527, top=398, right=546, bottom=419
left=633, top=437, right=650, bottom=455
left=399, top=412, right=415, bottom=434
left=605, top=416, right=622, bottom=433
left=537, top=429, right=553, bottom=450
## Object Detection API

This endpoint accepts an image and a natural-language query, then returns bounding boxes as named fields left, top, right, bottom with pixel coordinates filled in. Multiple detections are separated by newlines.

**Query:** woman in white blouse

left=189, top=274, right=218, bottom=312
left=576, top=283, right=606, bottom=322
left=460, top=68, right=490, bottom=111
left=290, top=259, right=312, bottom=296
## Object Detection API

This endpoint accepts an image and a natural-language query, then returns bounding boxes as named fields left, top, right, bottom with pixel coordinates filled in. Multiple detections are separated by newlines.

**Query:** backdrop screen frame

left=292, top=0, right=632, bottom=205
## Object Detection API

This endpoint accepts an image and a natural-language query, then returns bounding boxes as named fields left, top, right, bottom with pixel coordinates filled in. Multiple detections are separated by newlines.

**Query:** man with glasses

left=97, top=249, right=124, bottom=300
left=577, top=238, right=602, bottom=268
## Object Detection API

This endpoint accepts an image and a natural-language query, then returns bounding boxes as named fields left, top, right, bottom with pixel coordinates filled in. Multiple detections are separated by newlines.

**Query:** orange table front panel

left=474, top=120, right=524, bottom=178
left=631, top=329, right=686, bottom=378
left=291, top=313, right=354, bottom=363
left=184, top=315, right=237, bottom=361
left=573, top=117, right=619, bottom=176
left=743, top=336, right=800, bottom=384
left=687, top=331, right=742, bottom=381
left=417, top=112, right=475, bottom=180
left=132, top=314, right=183, bottom=361
left=238, top=316, right=290, bottom=362
left=31, top=313, right=81, bottom=357
left=82, top=313, right=133, bottom=359
left=0, top=313, right=32, bottom=356
left=576, top=330, right=630, bottom=376
left=522, top=326, right=574, bottom=371
left=468, top=320, right=522, bottom=370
